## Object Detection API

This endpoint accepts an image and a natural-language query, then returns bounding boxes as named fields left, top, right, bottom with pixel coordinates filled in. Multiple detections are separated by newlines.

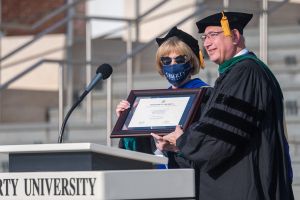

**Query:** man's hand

left=151, top=125, right=184, bottom=153
left=164, top=125, right=184, bottom=146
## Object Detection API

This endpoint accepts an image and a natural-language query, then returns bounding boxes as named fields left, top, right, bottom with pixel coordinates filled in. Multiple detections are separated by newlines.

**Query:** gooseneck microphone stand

left=58, top=90, right=88, bottom=143
left=57, top=63, right=113, bottom=143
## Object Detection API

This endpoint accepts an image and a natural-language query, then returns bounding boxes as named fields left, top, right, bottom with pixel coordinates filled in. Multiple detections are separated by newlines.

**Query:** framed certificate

left=111, top=88, right=207, bottom=138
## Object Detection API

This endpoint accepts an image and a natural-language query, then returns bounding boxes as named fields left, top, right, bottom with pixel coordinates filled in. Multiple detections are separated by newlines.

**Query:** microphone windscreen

left=96, top=63, right=113, bottom=80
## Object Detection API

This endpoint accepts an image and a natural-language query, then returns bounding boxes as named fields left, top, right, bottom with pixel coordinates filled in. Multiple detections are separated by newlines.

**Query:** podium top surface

left=0, top=143, right=168, bottom=164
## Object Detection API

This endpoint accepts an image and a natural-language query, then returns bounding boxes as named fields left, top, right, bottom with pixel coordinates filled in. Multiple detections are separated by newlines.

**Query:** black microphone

left=58, top=64, right=113, bottom=143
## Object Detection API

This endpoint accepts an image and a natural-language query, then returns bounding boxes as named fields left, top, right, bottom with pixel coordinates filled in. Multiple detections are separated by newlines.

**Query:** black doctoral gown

left=177, top=58, right=294, bottom=200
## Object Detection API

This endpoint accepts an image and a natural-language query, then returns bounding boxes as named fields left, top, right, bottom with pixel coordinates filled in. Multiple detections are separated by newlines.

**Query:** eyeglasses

left=200, top=31, right=224, bottom=42
left=160, top=55, right=187, bottom=65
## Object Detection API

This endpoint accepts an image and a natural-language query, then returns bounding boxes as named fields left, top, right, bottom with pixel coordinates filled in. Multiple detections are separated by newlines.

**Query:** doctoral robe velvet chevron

left=177, top=58, right=294, bottom=200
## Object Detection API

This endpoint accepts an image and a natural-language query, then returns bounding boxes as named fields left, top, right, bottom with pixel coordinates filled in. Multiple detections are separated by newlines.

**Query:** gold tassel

left=199, top=49, right=205, bottom=69
left=220, top=11, right=231, bottom=37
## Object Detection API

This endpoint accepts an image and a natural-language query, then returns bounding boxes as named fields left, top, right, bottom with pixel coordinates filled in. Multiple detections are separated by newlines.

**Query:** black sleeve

left=173, top=87, right=212, bottom=169
left=191, top=87, right=212, bottom=124
left=177, top=61, right=272, bottom=172
left=135, top=137, right=156, bottom=154
left=118, top=138, right=125, bottom=149
left=173, top=154, right=194, bottom=168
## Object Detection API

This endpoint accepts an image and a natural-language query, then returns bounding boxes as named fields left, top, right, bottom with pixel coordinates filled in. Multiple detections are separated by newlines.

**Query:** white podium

left=0, top=143, right=195, bottom=199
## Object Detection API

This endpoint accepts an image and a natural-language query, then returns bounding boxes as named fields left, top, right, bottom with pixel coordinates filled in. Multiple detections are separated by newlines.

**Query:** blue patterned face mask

left=162, top=61, right=191, bottom=86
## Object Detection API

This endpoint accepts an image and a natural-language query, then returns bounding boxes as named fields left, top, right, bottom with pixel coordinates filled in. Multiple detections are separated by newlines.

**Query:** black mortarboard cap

left=196, top=12, right=253, bottom=35
left=156, top=26, right=200, bottom=60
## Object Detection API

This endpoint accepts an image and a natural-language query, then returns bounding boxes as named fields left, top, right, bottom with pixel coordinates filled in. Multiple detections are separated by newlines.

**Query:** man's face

left=203, top=26, right=235, bottom=65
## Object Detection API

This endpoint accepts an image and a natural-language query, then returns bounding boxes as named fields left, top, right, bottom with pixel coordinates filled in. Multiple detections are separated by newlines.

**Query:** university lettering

left=0, top=178, right=96, bottom=196
left=0, top=179, right=18, bottom=196
left=24, top=178, right=96, bottom=196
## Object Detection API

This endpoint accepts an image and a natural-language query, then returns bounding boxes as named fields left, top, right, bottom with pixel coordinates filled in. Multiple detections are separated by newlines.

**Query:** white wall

left=1, top=34, right=66, bottom=91
left=87, top=0, right=125, bottom=39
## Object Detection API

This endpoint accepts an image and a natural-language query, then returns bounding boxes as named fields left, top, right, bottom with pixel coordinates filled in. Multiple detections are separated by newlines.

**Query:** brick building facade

left=1, top=0, right=85, bottom=37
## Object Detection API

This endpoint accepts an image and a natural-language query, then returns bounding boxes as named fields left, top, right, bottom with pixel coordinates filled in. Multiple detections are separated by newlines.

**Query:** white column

left=127, top=21, right=133, bottom=95
left=260, top=0, right=268, bottom=64
left=86, top=18, right=92, bottom=123
left=59, top=63, right=64, bottom=141
left=66, top=0, right=74, bottom=110
left=106, top=76, right=112, bottom=147
left=223, top=0, right=229, bottom=12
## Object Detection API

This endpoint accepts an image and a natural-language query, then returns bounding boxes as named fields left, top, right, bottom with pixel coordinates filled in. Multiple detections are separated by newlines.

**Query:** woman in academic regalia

left=116, top=26, right=210, bottom=169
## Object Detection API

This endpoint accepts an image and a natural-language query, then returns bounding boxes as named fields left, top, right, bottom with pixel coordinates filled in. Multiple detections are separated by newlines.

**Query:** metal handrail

left=0, top=3, right=208, bottom=123
left=1, top=47, right=64, bottom=69
left=0, top=0, right=171, bottom=143
left=1, top=0, right=188, bottom=70
left=0, top=4, right=208, bottom=91
left=74, top=14, right=133, bottom=22
left=0, top=59, right=113, bottom=91
left=0, top=0, right=289, bottom=88
left=0, top=1, right=209, bottom=145
left=116, top=4, right=208, bottom=64
left=0, top=1, right=169, bottom=63
left=0, top=58, right=114, bottom=133
left=0, top=15, right=73, bottom=62
left=0, top=3, right=208, bottom=133
left=268, top=0, right=289, bottom=13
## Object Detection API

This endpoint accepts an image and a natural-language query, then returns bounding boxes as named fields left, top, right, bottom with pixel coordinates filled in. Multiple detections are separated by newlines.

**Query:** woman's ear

left=190, top=59, right=194, bottom=68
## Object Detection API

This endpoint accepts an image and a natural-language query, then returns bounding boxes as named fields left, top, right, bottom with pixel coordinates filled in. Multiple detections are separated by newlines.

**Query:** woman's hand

left=116, top=100, right=130, bottom=117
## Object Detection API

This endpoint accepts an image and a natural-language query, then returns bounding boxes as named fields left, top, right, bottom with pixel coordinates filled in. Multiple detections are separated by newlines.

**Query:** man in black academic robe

left=152, top=12, right=294, bottom=200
